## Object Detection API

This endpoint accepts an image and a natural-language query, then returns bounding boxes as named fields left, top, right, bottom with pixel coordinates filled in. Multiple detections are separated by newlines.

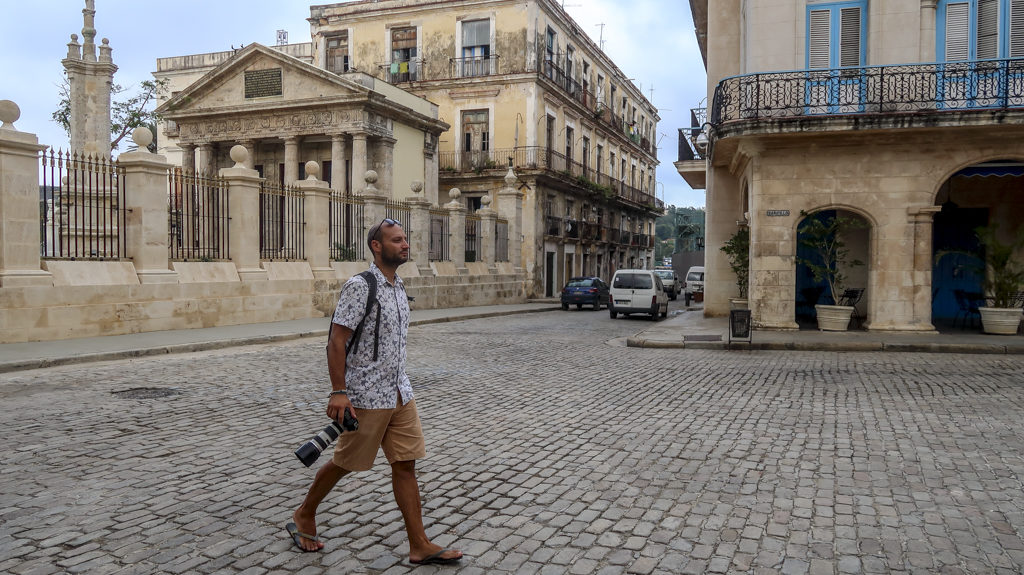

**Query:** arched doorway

left=932, top=160, right=1024, bottom=328
left=795, top=209, right=872, bottom=328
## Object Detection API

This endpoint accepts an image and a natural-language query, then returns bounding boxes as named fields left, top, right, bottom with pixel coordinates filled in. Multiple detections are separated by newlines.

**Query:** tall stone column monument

left=62, top=0, right=117, bottom=158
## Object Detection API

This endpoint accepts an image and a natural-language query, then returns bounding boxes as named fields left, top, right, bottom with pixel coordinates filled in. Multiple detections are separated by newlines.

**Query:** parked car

left=654, top=268, right=680, bottom=300
left=684, top=266, right=705, bottom=306
left=608, top=269, right=669, bottom=320
left=560, top=276, right=610, bottom=310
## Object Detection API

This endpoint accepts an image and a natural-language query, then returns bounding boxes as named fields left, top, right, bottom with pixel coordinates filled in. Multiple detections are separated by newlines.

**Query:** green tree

left=52, top=76, right=168, bottom=152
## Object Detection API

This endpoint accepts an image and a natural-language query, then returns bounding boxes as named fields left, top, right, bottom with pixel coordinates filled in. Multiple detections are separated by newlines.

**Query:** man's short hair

left=367, top=219, right=403, bottom=250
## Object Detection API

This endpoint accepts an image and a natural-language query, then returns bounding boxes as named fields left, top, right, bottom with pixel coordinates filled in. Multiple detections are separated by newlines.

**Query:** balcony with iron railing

left=438, top=146, right=664, bottom=213
left=709, top=58, right=1024, bottom=136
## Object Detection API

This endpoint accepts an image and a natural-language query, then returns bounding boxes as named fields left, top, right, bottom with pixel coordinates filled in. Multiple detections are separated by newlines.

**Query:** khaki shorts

left=332, top=399, right=426, bottom=472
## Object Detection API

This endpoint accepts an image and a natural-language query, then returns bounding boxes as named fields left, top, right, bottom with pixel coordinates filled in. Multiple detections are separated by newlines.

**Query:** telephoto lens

left=294, top=409, right=358, bottom=467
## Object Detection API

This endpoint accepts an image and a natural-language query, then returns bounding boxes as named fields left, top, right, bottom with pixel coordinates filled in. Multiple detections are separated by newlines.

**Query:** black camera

left=294, top=409, right=358, bottom=467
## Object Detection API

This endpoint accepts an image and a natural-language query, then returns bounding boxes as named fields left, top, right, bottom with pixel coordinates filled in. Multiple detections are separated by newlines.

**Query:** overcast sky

left=0, top=0, right=707, bottom=208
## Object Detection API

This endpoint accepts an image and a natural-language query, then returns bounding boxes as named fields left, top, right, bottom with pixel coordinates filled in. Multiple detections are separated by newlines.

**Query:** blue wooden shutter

left=1011, top=0, right=1024, bottom=56
left=945, top=2, right=971, bottom=61
left=809, top=9, right=832, bottom=69
left=839, top=7, right=862, bottom=66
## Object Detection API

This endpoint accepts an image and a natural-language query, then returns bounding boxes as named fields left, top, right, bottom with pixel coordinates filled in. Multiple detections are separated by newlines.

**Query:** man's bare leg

left=391, top=460, right=462, bottom=563
left=292, top=460, right=350, bottom=551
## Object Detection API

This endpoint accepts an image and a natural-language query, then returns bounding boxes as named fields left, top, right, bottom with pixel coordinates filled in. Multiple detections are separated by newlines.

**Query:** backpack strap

left=328, top=270, right=379, bottom=362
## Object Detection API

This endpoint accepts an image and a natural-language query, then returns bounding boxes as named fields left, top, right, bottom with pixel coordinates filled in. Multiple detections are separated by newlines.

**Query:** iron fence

left=329, top=192, right=365, bottom=261
left=711, top=58, right=1024, bottom=125
left=428, top=208, right=450, bottom=261
left=379, top=58, right=422, bottom=83
left=495, top=218, right=509, bottom=262
left=384, top=200, right=412, bottom=235
left=450, top=54, right=499, bottom=78
left=39, top=149, right=127, bottom=260
left=544, top=215, right=562, bottom=237
left=168, top=168, right=229, bottom=261
left=465, top=214, right=482, bottom=263
left=259, top=182, right=305, bottom=261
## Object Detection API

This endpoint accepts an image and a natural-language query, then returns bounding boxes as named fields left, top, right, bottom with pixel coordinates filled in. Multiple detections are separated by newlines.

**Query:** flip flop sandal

left=285, top=521, right=320, bottom=552
left=410, top=548, right=462, bottom=565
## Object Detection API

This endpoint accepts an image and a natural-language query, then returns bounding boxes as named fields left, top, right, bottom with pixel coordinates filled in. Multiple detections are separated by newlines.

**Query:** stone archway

left=931, top=159, right=1024, bottom=328
left=794, top=208, right=872, bottom=328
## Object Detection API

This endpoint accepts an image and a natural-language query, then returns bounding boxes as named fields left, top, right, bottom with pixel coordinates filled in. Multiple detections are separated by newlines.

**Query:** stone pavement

left=1, top=302, right=1022, bottom=375
left=2, top=308, right=1024, bottom=575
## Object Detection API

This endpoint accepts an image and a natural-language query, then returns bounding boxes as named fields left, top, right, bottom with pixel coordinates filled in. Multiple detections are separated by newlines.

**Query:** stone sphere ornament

left=364, top=170, right=379, bottom=184
left=481, top=195, right=492, bottom=207
left=305, top=161, right=320, bottom=180
left=449, top=188, right=461, bottom=200
left=410, top=180, right=424, bottom=194
left=0, top=100, right=21, bottom=129
left=229, top=145, right=248, bottom=167
left=131, top=127, right=153, bottom=150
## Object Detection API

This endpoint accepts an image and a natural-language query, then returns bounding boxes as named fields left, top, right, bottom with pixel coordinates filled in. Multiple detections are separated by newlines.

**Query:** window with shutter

left=809, top=10, right=831, bottom=69
left=1011, top=0, right=1024, bottom=56
left=945, top=2, right=971, bottom=61
left=839, top=8, right=862, bottom=67
left=978, top=0, right=1000, bottom=58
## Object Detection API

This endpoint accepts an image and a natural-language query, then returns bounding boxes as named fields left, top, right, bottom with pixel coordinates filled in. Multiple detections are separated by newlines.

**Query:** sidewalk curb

left=626, top=337, right=1024, bottom=354
left=0, top=307, right=560, bottom=374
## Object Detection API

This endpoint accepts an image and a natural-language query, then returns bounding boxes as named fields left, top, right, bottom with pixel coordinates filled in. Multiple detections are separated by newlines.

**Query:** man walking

left=287, top=219, right=462, bottom=566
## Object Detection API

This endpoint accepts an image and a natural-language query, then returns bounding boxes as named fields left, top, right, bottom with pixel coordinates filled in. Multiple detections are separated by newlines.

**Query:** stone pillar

left=446, top=188, right=467, bottom=270
left=478, top=197, right=498, bottom=267
left=423, top=133, right=439, bottom=205
left=330, top=134, right=348, bottom=193
left=406, top=181, right=432, bottom=272
left=373, top=136, right=396, bottom=199
left=908, top=206, right=941, bottom=332
left=351, top=132, right=368, bottom=193
left=221, top=145, right=267, bottom=282
left=237, top=139, right=256, bottom=170
left=358, top=171, right=387, bottom=263
left=198, top=143, right=215, bottom=175
left=61, top=1, right=117, bottom=159
left=920, top=1, right=938, bottom=62
left=497, top=165, right=524, bottom=270
left=181, top=143, right=197, bottom=173
left=120, top=128, right=177, bottom=284
left=0, top=101, right=52, bottom=287
left=284, top=136, right=300, bottom=185
left=298, top=161, right=333, bottom=280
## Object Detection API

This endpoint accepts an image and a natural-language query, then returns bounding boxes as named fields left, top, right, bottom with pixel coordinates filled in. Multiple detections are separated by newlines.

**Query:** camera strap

left=328, top=270, right=379, bottom=362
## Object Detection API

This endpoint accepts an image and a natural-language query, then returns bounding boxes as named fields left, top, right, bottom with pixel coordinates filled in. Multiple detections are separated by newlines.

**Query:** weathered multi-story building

left=155, top=0, right=662, bottom=298
left=678, top=0, right=1024, bottom=331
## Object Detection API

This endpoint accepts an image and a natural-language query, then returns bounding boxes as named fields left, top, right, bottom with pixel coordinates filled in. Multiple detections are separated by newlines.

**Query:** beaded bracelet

left=329, top=390, right=348, bottom=397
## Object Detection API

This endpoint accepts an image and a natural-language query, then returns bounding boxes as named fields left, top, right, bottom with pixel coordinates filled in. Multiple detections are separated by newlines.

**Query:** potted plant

left=720, top=226, right=750, bottom=309
left=938, top=224, right=1024, bottom=335
left=797, top=212, right=865, bottom=331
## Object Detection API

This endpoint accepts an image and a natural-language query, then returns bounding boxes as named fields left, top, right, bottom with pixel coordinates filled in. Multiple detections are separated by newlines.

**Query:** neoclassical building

left=156, top=43, right=448, bottom=204
left=155, top=0, right=663, bottom=297
left=679, top=0, right=1024, bottom=331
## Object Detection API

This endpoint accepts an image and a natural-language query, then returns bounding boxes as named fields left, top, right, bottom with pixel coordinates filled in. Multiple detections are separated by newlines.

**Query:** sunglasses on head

left=373, top=218, right=401, bottom=243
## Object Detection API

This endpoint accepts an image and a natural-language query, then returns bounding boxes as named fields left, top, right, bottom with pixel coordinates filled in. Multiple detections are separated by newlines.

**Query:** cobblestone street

left=3, top=309, right=1024, bottom=574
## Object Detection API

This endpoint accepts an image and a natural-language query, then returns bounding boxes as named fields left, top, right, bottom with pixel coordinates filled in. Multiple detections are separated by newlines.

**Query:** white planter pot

left=979, top=307, right=1023, bottom=335
left=730, top=298, right=749, bottom=310
left=815, top=304, right=854, bottom=331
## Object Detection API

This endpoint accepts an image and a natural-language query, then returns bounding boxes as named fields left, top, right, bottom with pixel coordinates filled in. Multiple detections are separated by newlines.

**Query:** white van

left=609, top=269, right=669, bottom=320
left=683, top=266, right=705, bottom=306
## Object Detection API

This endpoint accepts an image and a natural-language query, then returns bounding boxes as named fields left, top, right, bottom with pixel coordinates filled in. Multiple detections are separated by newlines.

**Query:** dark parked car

left=560, top=277, right=610, bottom=310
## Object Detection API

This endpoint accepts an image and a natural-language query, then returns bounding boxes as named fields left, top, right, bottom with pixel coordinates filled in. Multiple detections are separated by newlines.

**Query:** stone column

left=181, top=143, right=197, bottom=173
left=284, top=136, right=300, bottom=185
left=406, top=181, right=432, bottom=272
left=198, top=143, right=215, bottom=176
left=358, top=171, right=387, bottom=264
left=373, top=136, right=396, bottom=199
left=423, top=133, right=439, bottom=205
left=237, top=139, right=256, bottom=169
left=330, top=134, right=348, bottom=193
left=120, top=128, right=177, bottom=284
left=446, top=188, right=467, bottom=271
left=478, top=197, right=498, bottom=267
left=61, top=2, right=117, bottom=159
left=297, top=161, right=333, bottom=280
left=497, top=165, right=524, bottom=270
left=0, top=101, right=52, bottom=287
left=351, top=132, right=368, bottom=193
left=920, top=1, right=938, bottom=62
left=909, top=206, right=941, bottom=332
left=221, top=145, right=267, bottom=282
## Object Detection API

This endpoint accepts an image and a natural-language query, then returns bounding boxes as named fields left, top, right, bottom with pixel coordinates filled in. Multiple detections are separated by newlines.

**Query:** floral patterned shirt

left=331, top=263, right=413, bottom=409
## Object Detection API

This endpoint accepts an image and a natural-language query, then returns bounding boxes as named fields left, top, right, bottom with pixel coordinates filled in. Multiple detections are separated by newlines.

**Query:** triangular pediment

left=158, top=43, right=371, bottom=118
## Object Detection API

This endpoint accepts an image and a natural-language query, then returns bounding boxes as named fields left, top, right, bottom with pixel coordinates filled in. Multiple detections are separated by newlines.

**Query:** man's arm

left=326, top=323, right=357, bottom=422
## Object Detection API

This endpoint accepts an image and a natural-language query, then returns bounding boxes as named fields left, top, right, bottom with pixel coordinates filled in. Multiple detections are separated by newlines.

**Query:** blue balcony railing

left=710, top=58, right=1024, bottom=125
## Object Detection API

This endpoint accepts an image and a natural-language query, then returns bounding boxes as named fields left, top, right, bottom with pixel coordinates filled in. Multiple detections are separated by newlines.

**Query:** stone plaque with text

left=244, top=69, right=283, bottom=99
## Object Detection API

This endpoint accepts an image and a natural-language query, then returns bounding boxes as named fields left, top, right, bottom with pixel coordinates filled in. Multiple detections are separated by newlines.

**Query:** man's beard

left=380, top=246, right=408, bottom=267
